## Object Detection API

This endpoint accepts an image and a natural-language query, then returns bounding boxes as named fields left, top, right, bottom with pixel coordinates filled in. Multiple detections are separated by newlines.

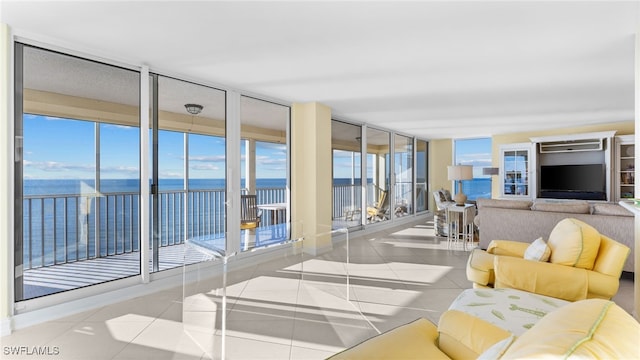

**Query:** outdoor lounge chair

left=367, top=189, right=389, bottom=222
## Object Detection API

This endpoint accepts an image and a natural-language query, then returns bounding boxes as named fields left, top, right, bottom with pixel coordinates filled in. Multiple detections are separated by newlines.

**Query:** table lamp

left=448, top=165, right=473, bottom=206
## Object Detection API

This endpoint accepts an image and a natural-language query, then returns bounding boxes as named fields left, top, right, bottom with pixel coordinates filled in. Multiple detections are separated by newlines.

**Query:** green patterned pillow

left=524, top=237, right=551, bottom=262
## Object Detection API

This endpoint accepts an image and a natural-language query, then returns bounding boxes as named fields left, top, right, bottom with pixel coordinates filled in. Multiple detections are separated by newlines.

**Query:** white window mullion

left=139, top=65, right=150, bottom=283
left=226, top=91, right=241, bottom=254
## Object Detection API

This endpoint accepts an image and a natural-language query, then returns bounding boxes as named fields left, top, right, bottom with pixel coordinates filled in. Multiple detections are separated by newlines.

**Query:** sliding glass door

left=415, top=139, right=429, bottom=213
left=331, top=120, right=362, bottom=229
left=15, top=44, right=141, bottom=300
left=239, top=96, right=290, bottom=251
left=151, top=75, right=226, bottom=271
left=394, top=134, right=413, bottom=218
left=366, top=127, right=391, bottom=224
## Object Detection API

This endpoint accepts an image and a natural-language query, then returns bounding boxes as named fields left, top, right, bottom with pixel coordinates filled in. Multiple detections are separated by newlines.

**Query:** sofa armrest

left=438, top=310, right=512, bottom=359
left=586, top=271, right=620, bottom=300
left=494, top=256, right=589, bottom=301
left=328, top=318, right=449, bottom=360
left=487, top=240, right=529, bottom=257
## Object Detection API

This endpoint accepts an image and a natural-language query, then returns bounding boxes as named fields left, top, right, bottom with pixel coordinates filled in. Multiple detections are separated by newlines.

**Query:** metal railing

left=23, top=192, right=140, bottom=269
left=333, top=184, right=362, bottom=219
left=22, top=186, right=288, bottom=270
left=22, top=184, right=427, bottom=270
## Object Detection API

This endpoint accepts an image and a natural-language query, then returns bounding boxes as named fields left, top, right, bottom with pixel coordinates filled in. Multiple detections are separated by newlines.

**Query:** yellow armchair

left=467, top=218, right=630, bottom=302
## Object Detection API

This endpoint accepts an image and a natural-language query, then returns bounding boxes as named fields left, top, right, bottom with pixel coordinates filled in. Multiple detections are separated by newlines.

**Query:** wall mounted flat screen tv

left=540, top=164, right=606, bottom=200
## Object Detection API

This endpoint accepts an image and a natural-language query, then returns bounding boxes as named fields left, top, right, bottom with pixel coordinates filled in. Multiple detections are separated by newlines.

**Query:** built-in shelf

left=616, top=135, right=635, bottom=201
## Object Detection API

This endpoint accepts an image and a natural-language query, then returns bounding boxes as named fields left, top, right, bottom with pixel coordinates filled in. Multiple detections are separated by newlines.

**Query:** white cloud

left=24, top=160, right=95, bottom=173
left=189, top=155, right=226, bottom=163
left=191, top=164, right=220, bottom=171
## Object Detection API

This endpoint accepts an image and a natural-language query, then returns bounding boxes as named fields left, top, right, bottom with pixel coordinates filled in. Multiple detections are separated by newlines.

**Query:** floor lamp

left=448, top=165, right=473, bottom=206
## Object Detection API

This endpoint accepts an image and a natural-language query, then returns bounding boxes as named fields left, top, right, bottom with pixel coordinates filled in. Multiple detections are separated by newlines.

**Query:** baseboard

left=1, top=316, right=12, bottom=336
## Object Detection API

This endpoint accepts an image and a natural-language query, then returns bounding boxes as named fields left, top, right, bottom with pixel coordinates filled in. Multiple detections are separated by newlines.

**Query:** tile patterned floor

left=1, top=218, right=634, bottom=359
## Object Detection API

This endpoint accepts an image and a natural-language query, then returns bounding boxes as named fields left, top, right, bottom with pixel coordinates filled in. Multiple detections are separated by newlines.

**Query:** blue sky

left=23, top=114, right=286, bottom=180
left=24, top=114, right=490, bottom=182
left=455, top=138, right=493, bottom=178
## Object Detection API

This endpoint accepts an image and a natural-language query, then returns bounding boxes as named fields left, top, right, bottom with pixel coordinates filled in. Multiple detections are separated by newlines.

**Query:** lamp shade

left=447, top=165, right=473, bottom=181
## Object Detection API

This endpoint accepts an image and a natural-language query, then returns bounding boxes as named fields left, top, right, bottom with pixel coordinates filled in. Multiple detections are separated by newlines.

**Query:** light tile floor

left=1, top=218, right=634, bottom=359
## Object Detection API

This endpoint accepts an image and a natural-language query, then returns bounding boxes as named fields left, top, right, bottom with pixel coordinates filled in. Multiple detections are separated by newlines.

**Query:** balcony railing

left=22, top=187, right=288, bottom=271
left=22, top=183, right=427, bottom=271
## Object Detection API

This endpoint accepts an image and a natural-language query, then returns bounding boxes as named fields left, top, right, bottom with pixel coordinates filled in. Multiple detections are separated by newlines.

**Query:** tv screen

left=540, top=164, right=605, bottom=193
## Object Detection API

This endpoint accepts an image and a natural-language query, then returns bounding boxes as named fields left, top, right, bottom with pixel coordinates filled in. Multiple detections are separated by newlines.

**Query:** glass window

left=153, top=75, right=226, bottom=271
left=16, top=45, right=140, bottom=300
left=331, top=120, right=362, bottom=229
left=366, top=128, right=391, bottom=224
left=394, top=134, right=413, bottom=218
left=415, top=139, right=429, bottom=212
left=240, top=96, right=290, bottom=251
left=453, top=138, right=493, bottom=201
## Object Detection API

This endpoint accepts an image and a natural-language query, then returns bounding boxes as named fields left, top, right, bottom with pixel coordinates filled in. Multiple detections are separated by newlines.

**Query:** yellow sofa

left=467, top=218, right=630, bottom=302
left=328, top=298, right=640, bottom=359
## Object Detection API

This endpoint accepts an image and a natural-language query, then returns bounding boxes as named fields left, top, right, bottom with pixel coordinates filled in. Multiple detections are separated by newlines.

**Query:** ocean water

left=461, top=178, right=492, bottom=200
left=24, top=178, right=288, bottom=196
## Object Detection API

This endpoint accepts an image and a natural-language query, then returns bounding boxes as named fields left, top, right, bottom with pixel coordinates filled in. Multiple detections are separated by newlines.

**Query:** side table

left=446, top=203, right=476, bottom=250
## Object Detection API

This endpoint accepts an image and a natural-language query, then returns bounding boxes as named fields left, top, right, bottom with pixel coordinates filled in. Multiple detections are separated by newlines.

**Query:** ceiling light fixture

left=184, top=103, right=203, bottom=115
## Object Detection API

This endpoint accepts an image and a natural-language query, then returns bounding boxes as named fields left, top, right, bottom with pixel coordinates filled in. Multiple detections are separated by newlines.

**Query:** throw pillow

left=547, top=218, right=601, bottom=270
left=442, top=189, right=453, bottom=202
left=524, top=237, right=551, bottom=262
left=592, top=203, right=634, bottom=217
left=476, top=198, right=532, bottom=210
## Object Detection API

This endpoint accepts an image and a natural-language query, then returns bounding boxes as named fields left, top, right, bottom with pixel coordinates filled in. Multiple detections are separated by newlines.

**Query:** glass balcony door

left=15, top=44, right=141, bottom=300
left=366, top=128, right=391, bottom=224
left=239, top=96, right=291, bottom=251
left=331, top=120, right=362, bottom=229
left=394, top=134, right=413, bottom=218
left=151, top=75, right=226, bottom=272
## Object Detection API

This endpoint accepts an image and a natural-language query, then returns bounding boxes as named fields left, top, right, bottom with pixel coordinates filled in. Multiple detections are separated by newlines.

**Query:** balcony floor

left=22, top=223, right=297, bottom=299
left=23, top=244, right=192, bottom=299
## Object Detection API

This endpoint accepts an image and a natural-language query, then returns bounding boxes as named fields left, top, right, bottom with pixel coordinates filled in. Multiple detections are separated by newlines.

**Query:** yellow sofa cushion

left=501, top=299, right=640, bottom=359
left=327, top=318, right=450, bottom=360
left=547, top=218, right=600, bottom=270
left=438, top=310, right=512, bottom=359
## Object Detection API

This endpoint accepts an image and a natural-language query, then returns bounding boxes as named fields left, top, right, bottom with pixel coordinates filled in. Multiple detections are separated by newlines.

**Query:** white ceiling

left=2, top=1, right=639, bottom=139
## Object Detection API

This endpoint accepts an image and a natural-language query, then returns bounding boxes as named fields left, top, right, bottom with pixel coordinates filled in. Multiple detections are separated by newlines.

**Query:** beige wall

left=490, top=121, right=634, bottom=198
left=429, top=139, right=453, bottom=210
